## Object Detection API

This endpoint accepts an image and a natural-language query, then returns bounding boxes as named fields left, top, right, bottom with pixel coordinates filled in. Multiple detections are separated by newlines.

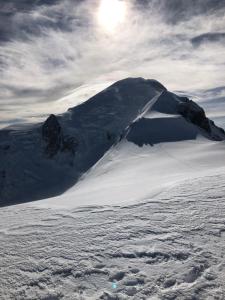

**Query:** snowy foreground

left=1, top=172, right=225, bottom=299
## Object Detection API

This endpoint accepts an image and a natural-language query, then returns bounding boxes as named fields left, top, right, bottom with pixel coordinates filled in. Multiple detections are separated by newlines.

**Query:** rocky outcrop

left=42, top=114, right=78, bottom=157
left=42, top=114, right=63, bottom=157
left=178, top=99, right=211, bottom=133
left=152, top=91, right=225, bottom=141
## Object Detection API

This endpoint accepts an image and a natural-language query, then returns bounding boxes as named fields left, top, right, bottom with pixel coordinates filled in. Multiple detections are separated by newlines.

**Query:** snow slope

left=34, top=139, right=225, bottom=208
left=1, top=173, right=225, bottom=299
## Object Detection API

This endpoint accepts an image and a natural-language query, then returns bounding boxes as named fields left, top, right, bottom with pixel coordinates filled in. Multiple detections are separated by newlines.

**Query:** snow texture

left=1, top=173, right=225, bottom=299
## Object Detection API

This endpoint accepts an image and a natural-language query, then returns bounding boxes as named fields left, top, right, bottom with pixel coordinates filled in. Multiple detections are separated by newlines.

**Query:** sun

left=97, top=0, right=126, bottom=33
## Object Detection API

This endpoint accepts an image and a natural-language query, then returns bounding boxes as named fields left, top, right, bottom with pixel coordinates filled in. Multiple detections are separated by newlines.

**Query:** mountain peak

left=0, top=78, right=224, bottom=206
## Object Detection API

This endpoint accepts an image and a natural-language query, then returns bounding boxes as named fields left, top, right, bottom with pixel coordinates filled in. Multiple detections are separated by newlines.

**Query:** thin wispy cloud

left=0, top=0, right=225, bottom=127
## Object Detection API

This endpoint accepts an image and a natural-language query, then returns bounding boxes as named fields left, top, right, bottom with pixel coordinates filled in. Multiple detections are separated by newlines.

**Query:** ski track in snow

left=1, top=174, right=225, bottom=299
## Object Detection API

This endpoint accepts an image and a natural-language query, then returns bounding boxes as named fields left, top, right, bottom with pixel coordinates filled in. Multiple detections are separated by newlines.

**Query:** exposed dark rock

left=219, top=127, right=225, bottom=135
left=178, top=100, right=211, bottom=133
left=42, top=114, right=78, bottom=158
left=42, top=114, right=63, bottom=157
left=62, top=136, right=78, bottom=155
left=152, top=92, right=225, bottom=140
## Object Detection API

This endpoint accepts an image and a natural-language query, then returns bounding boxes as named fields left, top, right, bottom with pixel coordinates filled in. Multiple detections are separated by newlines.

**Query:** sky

left=0, top=0, right=225, bottom=127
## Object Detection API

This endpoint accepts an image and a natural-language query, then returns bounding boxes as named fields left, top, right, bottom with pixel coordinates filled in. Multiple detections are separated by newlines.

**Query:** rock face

left=151, top=91, right=225, bottom=141
left=178, top=98, right=211, bottom=133
left=42, top=115, right=62, bottom=157
left=42, top=114, right=78, bottom=157
left=42, top=114, right=63, bottom=157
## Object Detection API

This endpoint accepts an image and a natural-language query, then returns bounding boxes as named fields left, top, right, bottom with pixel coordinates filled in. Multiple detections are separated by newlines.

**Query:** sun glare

left=98, top=0, right=126, bottom=33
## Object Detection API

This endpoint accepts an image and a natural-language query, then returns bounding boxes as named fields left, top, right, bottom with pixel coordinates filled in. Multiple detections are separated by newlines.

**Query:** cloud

left=0, top=0, right=225, bottom=128
left=0, top=0, right=60, bottom=13
left=133, top=0, right=225, bottom=23
left=191, top=32, right=225, bottom=47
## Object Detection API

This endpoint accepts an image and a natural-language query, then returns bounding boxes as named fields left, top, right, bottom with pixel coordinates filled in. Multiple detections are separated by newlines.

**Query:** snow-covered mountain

left=0, top=77, right=225, bottom=206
